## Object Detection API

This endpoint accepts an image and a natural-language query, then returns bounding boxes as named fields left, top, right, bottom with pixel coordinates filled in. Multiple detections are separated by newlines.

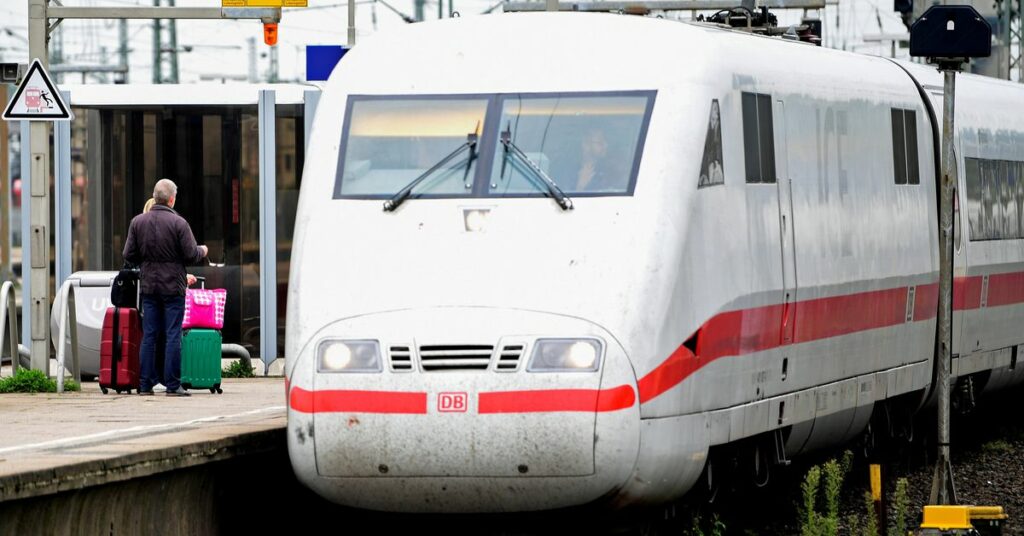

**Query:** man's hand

left=187, top=274, right=197, bottom=287
left=198, top=245, right=209, bottom=258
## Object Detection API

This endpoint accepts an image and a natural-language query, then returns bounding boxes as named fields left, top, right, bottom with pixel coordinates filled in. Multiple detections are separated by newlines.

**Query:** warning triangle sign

left=2, top=59, right=73, bottom=121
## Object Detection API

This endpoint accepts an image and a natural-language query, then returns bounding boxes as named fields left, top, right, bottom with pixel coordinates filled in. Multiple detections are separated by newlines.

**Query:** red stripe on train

left=986, top=272, right=1024, bottom=307
left=289, top=387, right=428, bottom=414
left=478, top=385, right=635, bottom=413
left=954, top=276, right=984, bottom=310
left=638, top=272, right=1024, bottom=404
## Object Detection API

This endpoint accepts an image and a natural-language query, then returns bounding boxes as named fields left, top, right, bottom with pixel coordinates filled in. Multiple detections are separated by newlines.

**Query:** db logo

left=438, top=392, right=468, bottom=413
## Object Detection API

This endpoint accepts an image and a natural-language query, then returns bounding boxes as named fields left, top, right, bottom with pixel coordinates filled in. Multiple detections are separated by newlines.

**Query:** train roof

left=328, top=13, right=915, bottom=96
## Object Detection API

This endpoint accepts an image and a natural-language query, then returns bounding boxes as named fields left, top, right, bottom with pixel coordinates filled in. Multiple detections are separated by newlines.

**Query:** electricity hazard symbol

left=2, top=59, right=73, bottom=121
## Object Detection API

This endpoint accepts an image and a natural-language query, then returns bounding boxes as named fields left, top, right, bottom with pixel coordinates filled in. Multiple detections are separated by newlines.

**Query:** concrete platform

left=0, top=378, right=285, bottom=503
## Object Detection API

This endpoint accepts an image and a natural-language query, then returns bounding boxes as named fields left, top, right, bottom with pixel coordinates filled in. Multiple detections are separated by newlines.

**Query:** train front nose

left=287, top=308, right=641, bottom=513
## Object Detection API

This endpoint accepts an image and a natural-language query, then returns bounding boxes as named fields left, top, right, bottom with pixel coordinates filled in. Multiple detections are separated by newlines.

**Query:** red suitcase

left=99, top=307, right=142, bottom=394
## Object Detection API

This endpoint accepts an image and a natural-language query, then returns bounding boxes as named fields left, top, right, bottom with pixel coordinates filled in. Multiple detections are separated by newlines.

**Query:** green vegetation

left=801, top=451, right=853, bottom=536
left=801, top=465, right=824, bottom=536
left=798, top=450, right=911, bottom=536
left=685, top=512, right=726, bottom=536
left=891, top=477, right=909, bottom=536
left=0, top=369, right=80, bottom=393
left=861, top=492, right=879, bottom=536
left=222, top=359, right=255, bottom=378
left=981, top=439, right=1014, bottom=454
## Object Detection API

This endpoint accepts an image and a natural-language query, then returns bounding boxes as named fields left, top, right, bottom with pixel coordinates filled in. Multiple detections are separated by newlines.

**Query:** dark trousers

left=140, top=294, right=185, bottom=392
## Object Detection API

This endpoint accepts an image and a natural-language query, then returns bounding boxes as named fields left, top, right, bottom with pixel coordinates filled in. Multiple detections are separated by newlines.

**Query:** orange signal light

left=263, top=23, right=279, bottom=46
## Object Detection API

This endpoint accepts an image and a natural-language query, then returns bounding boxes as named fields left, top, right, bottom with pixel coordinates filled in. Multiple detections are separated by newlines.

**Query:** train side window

left=698, top=99, right=724, bottom=188
left=965, top=157, right=983, bottom=240
left=741, top=92, right=776, bottom=184
left=967, top=157, right=1024, bottom=240
left=1018, top=161, right=1024, bottom=238
left=1002, top=160, right=1018, bottom=239
left=905, top=111, right=920, bottom=184
left=983, top=160, right=1004, bottom=239
left=891, top=109, right=919, bottom=184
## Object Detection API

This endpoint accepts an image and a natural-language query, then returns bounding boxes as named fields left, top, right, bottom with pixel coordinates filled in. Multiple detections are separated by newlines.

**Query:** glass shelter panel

left=276, top=104, right=305, bottom=357
left=71, top=105, right=274, bottom=357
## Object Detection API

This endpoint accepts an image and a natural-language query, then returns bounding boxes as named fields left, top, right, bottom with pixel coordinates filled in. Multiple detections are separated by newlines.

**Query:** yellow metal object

left=920, top=505, right=1009, bottom=530
left=870, top=464, right=882, bottom=501
left=222, top=0, right=307, bottom=7
left=969, top=506, right=1008, bottom=521
left=921, top=506, right=973, bottom=530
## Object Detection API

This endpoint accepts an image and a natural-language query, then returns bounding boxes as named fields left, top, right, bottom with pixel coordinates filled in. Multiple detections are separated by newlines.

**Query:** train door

left=774, top=100, right=797, bottom=345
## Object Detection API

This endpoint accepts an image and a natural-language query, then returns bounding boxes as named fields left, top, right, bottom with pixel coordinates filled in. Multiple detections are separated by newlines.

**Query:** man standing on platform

left=123, top=179, right=208, bottom=397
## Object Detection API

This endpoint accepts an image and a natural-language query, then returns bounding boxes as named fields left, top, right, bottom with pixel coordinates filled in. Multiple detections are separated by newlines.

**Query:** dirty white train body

left=285, top=13, right=1024, bottom=512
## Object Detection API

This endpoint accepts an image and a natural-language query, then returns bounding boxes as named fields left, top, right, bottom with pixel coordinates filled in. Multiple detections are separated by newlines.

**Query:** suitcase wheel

left=101, top=387, right=108, bottom=395
left=214, top=383, right=222, bottom=394
left=210, top=388, right=217, bottom=394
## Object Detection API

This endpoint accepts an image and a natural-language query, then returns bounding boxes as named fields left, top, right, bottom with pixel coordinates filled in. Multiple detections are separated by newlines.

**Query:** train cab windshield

left=333, top=91, right=655, bottom=200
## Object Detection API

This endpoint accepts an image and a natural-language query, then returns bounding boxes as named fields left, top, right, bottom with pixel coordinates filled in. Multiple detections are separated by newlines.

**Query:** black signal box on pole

left=1, top=63, right=20, bottom=84
left=910, top=5, right=991, bottom=60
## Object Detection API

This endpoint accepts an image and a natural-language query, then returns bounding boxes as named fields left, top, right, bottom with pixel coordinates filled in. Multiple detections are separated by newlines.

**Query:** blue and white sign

left=306, top=45, right=348, bottom=82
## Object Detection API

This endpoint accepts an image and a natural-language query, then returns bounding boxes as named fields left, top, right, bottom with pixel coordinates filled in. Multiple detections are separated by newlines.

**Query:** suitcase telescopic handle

left=195, top=276, right=206, bottom=289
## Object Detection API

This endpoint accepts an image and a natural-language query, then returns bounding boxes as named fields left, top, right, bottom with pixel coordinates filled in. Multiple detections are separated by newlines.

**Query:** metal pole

left=0, top=85, right=10, bottom=284
left=99, top=47, right=109, bottom=83
left=28, top=0, right=51, bottom=373
left=258, top=90, right=277, bottom=375
left=48, top=6, right=281, bottom=19
left=118, top=19, right=128, bottom=83
left=152, top=0, right=162, bottom=83
left=415, top=0, right=424, bottom=21
left=929, top=68, right=958, bottom=506
left=348, top=0, right=356, bottom=45
left=169, top=0, right=179, bottom=84
left=51, top=18, right=63, bottom=83
left=19, top=121, right=30, bottom=352
left=268, top=46, right=279, bottom=82
left=54, top=91, right=71, bottom=290
left=247, top=37, right=257, bottom=82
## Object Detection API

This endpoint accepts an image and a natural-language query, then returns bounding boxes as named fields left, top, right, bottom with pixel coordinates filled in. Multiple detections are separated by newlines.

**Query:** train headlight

left=317, top=340, right=382, bottom=373
left=527, top=339, right=602, bottom=372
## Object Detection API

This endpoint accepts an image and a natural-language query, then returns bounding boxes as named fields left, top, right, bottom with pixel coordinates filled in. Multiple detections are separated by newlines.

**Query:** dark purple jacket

left=123, top=204, right=205, bottom=296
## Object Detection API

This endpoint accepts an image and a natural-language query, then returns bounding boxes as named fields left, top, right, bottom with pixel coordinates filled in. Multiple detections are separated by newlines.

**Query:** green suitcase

left=181, top=328, right=223, bottom=394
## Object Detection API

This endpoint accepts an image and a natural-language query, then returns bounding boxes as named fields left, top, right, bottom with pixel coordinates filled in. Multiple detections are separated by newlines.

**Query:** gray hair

left=153, top=179, right=177, bottom=205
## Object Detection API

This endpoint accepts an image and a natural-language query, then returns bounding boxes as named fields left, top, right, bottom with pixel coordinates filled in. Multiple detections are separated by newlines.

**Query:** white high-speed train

left=285, top=12, right=1024, bottom=512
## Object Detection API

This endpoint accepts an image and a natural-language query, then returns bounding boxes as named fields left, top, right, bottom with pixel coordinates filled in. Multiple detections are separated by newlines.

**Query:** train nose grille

left=495, top=345, right=525, bottom=371
left=389, top=346, right=413, bottom=371
left=418, top=345, right=493, bottom=371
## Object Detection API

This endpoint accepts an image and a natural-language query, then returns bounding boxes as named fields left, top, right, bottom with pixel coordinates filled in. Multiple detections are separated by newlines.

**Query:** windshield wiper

left=499, top=128, right=573, bottom=211
left=383, top=131, right=478, bottom=212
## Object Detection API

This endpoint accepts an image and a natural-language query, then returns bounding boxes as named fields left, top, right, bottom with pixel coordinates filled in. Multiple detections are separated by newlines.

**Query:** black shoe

left=138, top=390, right=155, bottom=396
left=166, top=387, right=191, bottom=397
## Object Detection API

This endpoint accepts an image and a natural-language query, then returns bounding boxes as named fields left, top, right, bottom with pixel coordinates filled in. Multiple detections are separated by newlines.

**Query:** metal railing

left=0, top=281, right=21, bottom=376
left=54, top=280, right=81, bottom=393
